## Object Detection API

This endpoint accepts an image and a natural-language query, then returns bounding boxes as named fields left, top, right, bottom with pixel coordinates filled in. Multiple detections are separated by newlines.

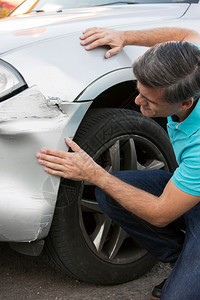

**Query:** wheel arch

left=76, top=68, right=168, bottom=131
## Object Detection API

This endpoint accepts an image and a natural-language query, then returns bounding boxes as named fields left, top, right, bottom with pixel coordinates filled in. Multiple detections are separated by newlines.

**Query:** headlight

left=0, top=59, right=27, bottom=101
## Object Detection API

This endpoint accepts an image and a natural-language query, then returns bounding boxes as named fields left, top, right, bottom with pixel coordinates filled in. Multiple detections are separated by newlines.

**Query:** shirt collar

left=168, top=99, right=200, bottom=137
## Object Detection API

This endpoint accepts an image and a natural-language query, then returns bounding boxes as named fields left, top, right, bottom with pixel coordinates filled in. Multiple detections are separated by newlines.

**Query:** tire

left=44, top=108, right=177, bottom=285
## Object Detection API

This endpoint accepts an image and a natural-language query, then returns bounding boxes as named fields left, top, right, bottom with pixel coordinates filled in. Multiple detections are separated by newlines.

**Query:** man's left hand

left=36, top=137, right=102, bottom=182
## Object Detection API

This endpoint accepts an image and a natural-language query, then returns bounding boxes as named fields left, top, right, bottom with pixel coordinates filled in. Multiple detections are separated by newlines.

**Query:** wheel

left=44, top=108, right=177, bottom=285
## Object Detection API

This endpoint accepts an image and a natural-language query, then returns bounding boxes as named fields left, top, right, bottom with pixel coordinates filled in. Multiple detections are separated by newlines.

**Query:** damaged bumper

left=0, top=86, right=91, bottom=242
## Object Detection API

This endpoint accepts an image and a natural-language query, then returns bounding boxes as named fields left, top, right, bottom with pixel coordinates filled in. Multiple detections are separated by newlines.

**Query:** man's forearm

left=37, top=139, right=199, bottom=227
left=92, top=166, right=160, bottom=225
left=122, top=27, right=200, bottom=47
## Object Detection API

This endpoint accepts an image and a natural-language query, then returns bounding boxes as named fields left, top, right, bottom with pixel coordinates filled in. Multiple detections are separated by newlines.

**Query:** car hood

left=0, top=3, right=190, bottom=54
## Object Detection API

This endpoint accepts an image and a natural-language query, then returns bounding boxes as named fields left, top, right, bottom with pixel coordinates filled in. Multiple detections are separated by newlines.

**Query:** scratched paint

left=0, top=85, right=63, bottom=120
left=0, top=85, right=91, bottom=242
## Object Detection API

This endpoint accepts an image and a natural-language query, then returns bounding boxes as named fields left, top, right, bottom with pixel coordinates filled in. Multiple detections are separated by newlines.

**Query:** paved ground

left=0, top=243, right=172, bottom=300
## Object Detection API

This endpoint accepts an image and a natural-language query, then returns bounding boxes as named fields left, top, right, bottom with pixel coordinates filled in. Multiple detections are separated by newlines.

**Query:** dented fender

left=0, top=86, right=91, bottom=242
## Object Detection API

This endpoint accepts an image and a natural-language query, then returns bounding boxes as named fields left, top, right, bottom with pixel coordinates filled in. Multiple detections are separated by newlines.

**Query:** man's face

left=135, top=82, right=182, bottom=118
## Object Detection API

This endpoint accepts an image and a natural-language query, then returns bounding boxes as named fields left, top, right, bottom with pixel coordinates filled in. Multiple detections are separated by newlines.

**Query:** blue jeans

left=95, top=170, right=200, bottom=299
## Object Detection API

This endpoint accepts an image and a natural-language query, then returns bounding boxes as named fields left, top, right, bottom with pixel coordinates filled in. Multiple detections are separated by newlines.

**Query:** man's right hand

left=80, top=27, right=125, bottom=58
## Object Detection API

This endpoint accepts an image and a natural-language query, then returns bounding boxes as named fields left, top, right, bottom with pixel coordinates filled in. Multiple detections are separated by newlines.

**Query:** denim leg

left=95, top=170, right=185, bottom=263
left=161, top=203, right=200, bottom=299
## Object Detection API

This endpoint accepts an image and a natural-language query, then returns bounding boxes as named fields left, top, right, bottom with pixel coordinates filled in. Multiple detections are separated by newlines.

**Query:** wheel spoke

left=144, top=159, right=165, bottom=170
left=122, top=138, right=138, bottom=170
left=129, top=138, right=138, bottom=170
left=81, top=198, right=127, bottom=258
left=137, top=159, right=165, bottom=170
left=81, top=198, right=103, bottom=213
left=137, top=161, right=146, bottom=170
left=106, top=226, right=127, bottom=260
left=91, top=215, right=112, bottom=252
left=109, top=140, right=120, bottom=172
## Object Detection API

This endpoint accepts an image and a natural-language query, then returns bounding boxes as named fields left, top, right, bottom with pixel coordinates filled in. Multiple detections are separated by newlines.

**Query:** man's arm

left=80, top=27, right=200, bottom=58
left=36, top=138, right=200, bottom=227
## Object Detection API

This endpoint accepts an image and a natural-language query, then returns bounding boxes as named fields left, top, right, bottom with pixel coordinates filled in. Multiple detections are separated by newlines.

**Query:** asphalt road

left=0, top=243, right=172, bottom=300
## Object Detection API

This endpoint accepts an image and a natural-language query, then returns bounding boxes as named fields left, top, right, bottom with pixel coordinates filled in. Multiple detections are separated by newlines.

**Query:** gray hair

left=132, top=41, right=200, bottom=104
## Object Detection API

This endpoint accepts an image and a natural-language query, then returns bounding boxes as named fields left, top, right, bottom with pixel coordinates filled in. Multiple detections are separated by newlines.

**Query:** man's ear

left=180, top=98, right=195, bottom=110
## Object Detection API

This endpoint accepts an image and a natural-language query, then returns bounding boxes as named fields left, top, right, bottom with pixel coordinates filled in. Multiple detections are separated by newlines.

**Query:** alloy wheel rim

left=79, top=134, right=169, bottom=264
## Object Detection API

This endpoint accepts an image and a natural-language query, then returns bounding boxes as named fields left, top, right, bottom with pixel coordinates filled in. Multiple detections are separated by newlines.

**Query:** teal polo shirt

left=167, top=99, right=200, bottom=196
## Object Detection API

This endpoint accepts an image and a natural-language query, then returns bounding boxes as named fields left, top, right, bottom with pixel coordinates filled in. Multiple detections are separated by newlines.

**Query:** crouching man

left=37, top=27, right=200, bottom=300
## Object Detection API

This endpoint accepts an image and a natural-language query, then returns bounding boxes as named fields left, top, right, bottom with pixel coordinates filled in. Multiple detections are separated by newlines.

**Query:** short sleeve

left=172, top=143, right=200, bottom=196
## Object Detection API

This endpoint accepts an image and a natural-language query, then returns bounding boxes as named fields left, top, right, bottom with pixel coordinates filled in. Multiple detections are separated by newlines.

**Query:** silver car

left=0, top=0, right=198, bottom=285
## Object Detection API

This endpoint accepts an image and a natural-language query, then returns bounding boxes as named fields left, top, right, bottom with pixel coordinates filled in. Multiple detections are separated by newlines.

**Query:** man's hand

left=80, top=27, right=200, bottom=58
left=80, top=27, right=125, bottom=58
left=36, top=137, right=105, bottom=183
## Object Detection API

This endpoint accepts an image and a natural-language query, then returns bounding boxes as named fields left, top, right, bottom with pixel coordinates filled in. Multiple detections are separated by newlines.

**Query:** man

left=36, top=27, right=200, bottom=299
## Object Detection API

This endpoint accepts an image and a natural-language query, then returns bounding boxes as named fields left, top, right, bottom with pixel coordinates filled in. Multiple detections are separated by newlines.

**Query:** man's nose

left=135, top=94, right=146, bottom=106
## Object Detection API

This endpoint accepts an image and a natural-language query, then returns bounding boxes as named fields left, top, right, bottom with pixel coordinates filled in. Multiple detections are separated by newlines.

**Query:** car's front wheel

left=44, top=109, right=177, bottom=285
